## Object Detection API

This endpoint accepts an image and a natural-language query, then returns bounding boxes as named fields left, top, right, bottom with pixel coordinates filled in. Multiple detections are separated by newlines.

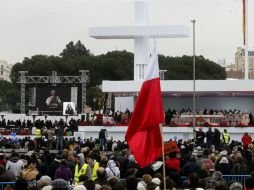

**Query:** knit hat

left=52, top=179, right=69, bottom=189
left=74, top=185, right=87, bottom=190
left=137, top=181, right=146, bottom=190
left=219, top=157, right=229, bottom=164
left=220, top=150, right=228, bottom=156
left=42, top=186, right=53, bottom=190
left=151, top=178, right=161, bottom=186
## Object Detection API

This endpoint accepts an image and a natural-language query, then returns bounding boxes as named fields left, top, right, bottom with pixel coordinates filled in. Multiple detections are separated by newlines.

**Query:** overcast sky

left=0, top=0, right=253, bottom=65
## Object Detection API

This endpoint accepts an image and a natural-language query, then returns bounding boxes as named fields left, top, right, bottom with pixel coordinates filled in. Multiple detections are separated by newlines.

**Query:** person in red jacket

left=242, top=132, right=252, bottom=149
left=165, top=151, right=180, bottom=174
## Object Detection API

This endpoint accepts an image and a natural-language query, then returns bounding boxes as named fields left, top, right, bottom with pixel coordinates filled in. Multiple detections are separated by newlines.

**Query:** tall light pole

left=191, top=20, right=196, bottom=133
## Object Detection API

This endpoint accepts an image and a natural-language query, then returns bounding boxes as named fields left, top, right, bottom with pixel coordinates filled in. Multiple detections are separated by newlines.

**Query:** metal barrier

left=223, top=175, right=249, bottom=184
left=0, top=182, right=15, bottom=190
left=181, top=175, right=250, bottom=185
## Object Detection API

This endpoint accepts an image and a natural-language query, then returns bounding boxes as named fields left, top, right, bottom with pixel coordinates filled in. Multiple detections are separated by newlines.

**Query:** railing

left=0, top=182, right=15, bottom=190
left=223, top=175, right=249, bottom=184
left=181, top=175, right=250, bottom=185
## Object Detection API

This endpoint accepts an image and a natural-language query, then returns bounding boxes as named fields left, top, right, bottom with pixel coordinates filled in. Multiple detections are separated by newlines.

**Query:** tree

left=10, top=41, right=226, bottom=109
left=0, top=80, right=19, bottom=112
left=60, top=40, right=90, bottom=58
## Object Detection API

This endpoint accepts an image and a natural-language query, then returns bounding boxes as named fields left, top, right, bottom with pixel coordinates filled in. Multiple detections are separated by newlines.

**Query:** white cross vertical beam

left=134, top=0, right=149, bottom=80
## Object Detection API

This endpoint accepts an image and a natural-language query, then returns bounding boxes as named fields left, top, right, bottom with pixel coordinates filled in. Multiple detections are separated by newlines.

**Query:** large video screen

left=36, top=87, right=77, bottom=112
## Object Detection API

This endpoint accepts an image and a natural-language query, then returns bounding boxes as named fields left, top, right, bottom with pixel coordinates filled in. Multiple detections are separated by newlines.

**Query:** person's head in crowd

left=205, top=178, right=218, bottom=190
left=15, top=178, right=28, bottom=190
left=112, top=183, right=125, bottom=190
left=151, top=178, right=161, bottom=187
left=153, top=173, right=163, bottom=183
left=188, top=172, right=200, bottom=189
left=37, top=176, right=52, bottom=189
left=215, top=184, right=229, bottom=190
left=97, top=167, right=106, bottom=179
left=95, top=184, right=101, bottom=190
left=52, top=179, right=69, bottom=190
left=74, top=185, right=87, bottom=190
left=99, top=185, right=112, bottom=190
left=141, top=174, right=152, bottom=184
left=85, top=153, right=95, bottom=166
left=108, top=177, right=119, bottom=187
left=125, top=176, right=138, bottom=190
left=146, top=182, right=158, bottom=190
left=229, top=182, right=243, bottom=190
left=212, top=171, right=224, bottom=181
left=84, top=180, right=95, bottom=190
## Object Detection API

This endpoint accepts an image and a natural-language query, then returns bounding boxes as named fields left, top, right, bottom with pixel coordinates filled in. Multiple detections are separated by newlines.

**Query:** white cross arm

left=89, top=25, right=190, bottom=39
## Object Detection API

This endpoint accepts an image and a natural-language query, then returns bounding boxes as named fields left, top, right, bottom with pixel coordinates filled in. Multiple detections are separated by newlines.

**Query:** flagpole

left=160, top=123, right=167, bottom=190
left=244, top=0, right=249, bottom=80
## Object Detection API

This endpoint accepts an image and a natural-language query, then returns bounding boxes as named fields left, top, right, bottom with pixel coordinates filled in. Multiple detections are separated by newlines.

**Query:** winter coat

left=54, top=165, right=73, bottom=181
left=20, top=164, right=38, bottom=181
left=6, top=157, right=24, bottom=177
left=106, top=160, right=120, bottom=179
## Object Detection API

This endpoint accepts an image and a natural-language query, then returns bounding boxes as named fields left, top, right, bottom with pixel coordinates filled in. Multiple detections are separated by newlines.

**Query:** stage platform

left=77, top=126, right=254, bottom=142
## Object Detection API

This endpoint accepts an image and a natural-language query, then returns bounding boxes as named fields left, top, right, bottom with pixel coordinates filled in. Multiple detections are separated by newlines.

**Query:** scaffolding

left=17, top=70, right=89, bottom=114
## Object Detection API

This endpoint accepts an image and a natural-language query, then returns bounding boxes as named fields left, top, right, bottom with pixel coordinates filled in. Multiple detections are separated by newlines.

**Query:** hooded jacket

left=6, top=157, right=24, bottom=177
left=106, top=160, right=120, bottom=179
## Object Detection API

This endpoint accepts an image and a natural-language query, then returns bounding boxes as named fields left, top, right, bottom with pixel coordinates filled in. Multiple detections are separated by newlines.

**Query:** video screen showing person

left=36, top=87, right=72, bottom=111
left=63, top=102, right=76, bottom=115
left=46, top=90, right=62, bottom=109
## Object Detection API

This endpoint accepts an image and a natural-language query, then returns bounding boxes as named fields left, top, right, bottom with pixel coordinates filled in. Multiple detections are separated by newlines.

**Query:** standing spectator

left=214, top=128, right=221, bottom=151
left=206, top=127, right=214, bottom=150
left=19, top=159, right=38, bottom=187
left=74, top=155, right=89, bottom=185
left=99, top=129, right=106, bottom=151
left=194, top=128, right=205, bottom=147
left=6, top=152, right=24, bottom=178
left=217, top=157, right=231, bottom=175
left=85, top=153, right=100, bottom=181
left=54, top=160, right=73, bottom=182
left=47, top=127, right=55, bottom=150
left=165, top=151, right=180, bottom=174
left=56, top=125, right=64, bottom=150
left=106, top=160, right=120, bottom=179
left=241, top=132, right=252, bottom=149
left=222, top=129, right=230, bottom=149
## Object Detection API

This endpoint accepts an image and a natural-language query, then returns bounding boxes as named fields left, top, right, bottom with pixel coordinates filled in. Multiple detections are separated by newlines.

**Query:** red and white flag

left=125, top=42, right=164, bottom=168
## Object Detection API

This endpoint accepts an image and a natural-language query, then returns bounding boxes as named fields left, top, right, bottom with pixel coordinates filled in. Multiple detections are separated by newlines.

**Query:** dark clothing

left=54, top=165, right=73, bottom=182
left=182, top=161, right=201, bottom=176
left=194, top=130, right=205, bottom=146
left=206, top=129, right=214, bottom=149
left=218, top=163, right=231, bottom=175
left=214, top=129, right=221, bottom=150
left=94, top=177, right=109, bottom=186
left=67, top=160, right=76, bottom=176
left=116, top=156, right=129, bottom=178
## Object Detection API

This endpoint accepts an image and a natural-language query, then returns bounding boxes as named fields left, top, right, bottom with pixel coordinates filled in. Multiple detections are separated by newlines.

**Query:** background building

left=0, top=60, right=12, bottom=82
left=235, top=47, right=254, bottom=72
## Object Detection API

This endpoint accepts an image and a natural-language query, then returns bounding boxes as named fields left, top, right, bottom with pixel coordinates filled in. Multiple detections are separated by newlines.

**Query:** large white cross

left=89, top=0, right=190, bottom=81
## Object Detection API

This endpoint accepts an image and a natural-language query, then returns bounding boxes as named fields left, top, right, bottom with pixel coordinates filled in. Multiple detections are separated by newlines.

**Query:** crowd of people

left=0, top=126, right=252, bottom=189
left=165, top=108, right=254, bottom=127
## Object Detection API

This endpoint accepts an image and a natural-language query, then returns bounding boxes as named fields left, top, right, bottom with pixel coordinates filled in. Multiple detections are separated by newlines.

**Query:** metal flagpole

left=244, top=0, right=249, bottom=80
left=160, top=124, right=167, bottom=190
left=191, top=20, right=196, bottom=134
